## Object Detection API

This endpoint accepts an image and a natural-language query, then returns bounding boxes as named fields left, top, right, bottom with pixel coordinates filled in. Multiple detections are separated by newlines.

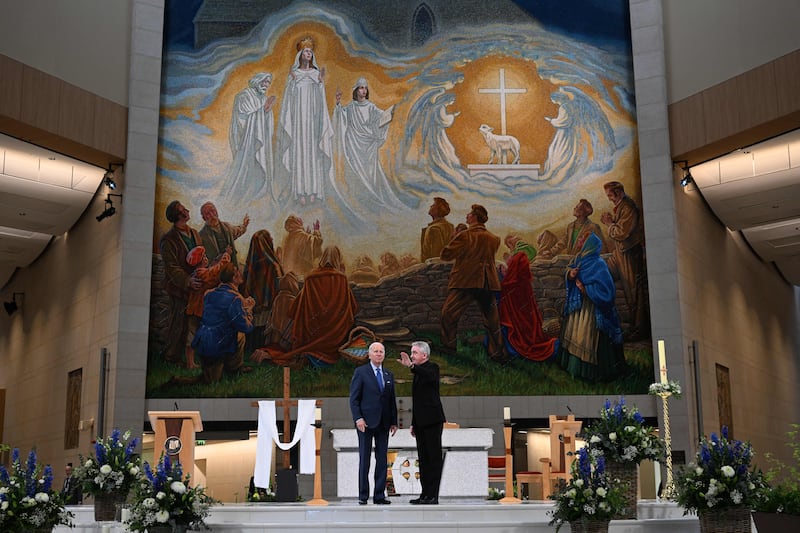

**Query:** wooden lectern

left=148, top=411, right=203, bottom=472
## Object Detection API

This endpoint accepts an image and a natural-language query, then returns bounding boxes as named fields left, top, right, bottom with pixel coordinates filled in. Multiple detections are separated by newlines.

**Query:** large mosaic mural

left=147, top=0, right=654, bottom=399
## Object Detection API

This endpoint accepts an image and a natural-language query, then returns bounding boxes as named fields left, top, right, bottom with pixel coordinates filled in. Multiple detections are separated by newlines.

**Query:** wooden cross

left=252, top=366, right=322, bottom=469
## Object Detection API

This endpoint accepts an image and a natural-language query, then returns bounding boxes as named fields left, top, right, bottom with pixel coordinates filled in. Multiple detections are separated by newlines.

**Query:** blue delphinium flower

left=676, top=425, right=766, bottom=514
left=75, top=428, right=141, bottom=497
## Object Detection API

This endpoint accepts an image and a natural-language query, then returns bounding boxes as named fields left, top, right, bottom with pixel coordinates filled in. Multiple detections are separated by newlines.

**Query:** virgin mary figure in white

left=275, top=36, right=334, bottom=206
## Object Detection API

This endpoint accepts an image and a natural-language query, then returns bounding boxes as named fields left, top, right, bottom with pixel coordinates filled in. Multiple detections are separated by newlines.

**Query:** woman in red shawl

left=253, top=245, right=358, bottom=367
left=498, top=251, right=557, bottom=361
left=289, top=245, right=358, bottom=366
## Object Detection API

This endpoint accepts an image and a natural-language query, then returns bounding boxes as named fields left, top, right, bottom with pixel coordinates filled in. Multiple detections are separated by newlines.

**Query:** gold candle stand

left=658, top=391, right=676, bottom=499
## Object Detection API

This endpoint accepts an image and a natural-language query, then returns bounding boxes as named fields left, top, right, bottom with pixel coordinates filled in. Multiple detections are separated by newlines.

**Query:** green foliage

left=755, top=424, right=800, bottom=516
left=146, top=332, right=655, bottom=398
left=247, top=485, right=275, bottom=502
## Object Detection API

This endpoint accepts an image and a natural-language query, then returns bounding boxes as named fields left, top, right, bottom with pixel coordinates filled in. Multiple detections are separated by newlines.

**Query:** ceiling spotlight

left=675, top=160, right=694, bottom=188
left=103, top=163, right=123, bottom=190
left=103, top=171, right=117, bottom=190
left=96, top=194, right=122, bottom=222
left=4, top=292, right=23, bottom=316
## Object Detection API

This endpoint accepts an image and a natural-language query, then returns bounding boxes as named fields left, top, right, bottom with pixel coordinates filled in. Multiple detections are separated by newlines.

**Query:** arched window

left=411, top=4, right=436, bottom=47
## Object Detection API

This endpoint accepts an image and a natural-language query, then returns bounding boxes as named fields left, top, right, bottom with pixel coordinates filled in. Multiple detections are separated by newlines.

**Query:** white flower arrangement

left=126, top=454, right=216, bottom=532
left=75, top=428, right=141, bottom=497
left=584, top=397, right=666, bottom=465
left=676, top=426, right=766, bottom=513
left=548, top=448, right=626, bottom=530
left=648, top=380, right=682, bottom=398
left=0, top=448, right=74, bottom=532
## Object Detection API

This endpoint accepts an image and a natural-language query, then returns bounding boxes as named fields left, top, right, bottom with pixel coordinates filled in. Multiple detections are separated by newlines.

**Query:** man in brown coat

left=159, top=200, right=203, bottom=365
left=601, top=181, right=649, bottom=339
left=439, top=204, right=509, bottom=363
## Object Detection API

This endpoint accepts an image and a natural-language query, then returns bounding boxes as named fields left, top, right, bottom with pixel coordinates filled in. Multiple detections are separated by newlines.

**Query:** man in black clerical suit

left=349, top=341, right=398, bottom=505
left=399, top=340, right=446, bottom=505
left=62, top=462, right=82, bottom=505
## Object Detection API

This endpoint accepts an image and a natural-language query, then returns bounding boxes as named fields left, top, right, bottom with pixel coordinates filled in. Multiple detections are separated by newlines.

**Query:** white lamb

left=479, top=123, right=520, bottom=164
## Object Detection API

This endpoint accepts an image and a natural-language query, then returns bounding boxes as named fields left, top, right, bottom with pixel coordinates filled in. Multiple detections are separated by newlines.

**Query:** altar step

left=55, top=500, right=731, bottom=533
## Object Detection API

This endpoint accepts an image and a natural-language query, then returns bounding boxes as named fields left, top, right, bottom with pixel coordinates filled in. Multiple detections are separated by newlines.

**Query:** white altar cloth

left=331, top=427, right=494, bottom=500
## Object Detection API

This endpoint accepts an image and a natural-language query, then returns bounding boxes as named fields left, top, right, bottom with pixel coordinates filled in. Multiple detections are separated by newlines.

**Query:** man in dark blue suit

left=349, top=341, right=398, bottom=504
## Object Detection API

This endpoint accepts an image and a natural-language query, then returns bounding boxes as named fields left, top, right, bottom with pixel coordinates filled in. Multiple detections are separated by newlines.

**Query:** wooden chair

left=540, top=415, right=582, bottom=498
left=515, top=414, right=583, bottom=499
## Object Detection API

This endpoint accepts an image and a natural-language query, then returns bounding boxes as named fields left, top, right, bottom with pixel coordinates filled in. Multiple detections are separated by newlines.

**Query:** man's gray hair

left=411, top=340, right=430, bottom=356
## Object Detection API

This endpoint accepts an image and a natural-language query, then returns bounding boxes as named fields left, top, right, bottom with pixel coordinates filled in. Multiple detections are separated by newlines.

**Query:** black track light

left=674, top=160, right=694, bottom=188
left=96, top=194, right=122, bottom=222
left=4, top=292, right=23, bottom=316
left=103, top=171, right=117, bottom=190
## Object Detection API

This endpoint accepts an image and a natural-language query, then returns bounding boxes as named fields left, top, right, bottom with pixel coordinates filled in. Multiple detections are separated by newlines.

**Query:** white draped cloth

left=254, top=399, right=316, bottom=488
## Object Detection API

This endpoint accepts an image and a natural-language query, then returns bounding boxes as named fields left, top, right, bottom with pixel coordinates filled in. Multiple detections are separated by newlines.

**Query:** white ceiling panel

left=0, top=133, right=105, bottom=289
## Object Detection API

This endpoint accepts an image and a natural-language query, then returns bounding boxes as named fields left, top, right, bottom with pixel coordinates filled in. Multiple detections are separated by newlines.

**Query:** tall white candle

left=315, top=407, right=322, bottom=423
left=503, top=406, right=511, bottom=421
left=657, top=339, right=668, bottom=384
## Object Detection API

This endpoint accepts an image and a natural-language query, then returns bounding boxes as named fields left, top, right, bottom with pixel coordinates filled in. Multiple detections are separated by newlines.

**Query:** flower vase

left=94, top=490, right=127, bottom=522
left=605, top=460, right=637, bottom=519
left=698, top=507, right=752, bottom=533
left=568, top=518, right=610, bottom=533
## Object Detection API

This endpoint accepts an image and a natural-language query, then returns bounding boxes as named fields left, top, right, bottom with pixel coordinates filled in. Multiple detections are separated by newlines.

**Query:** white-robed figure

left=226, top=72, right=276, bottom=201
left=332, top=77, right=401, bottom=209
left=276, top=36, right=334, bottom=205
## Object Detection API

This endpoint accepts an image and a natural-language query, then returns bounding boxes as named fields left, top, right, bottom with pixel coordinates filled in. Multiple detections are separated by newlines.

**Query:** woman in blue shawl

left=555, top=233, right=627, bottom=381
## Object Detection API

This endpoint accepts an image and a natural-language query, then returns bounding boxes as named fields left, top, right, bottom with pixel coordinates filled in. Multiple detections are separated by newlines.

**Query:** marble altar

left=331, top=427, right=494, bottom=501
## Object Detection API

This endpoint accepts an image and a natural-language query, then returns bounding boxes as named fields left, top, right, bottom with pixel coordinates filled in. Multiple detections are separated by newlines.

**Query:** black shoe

left=409, top=497, right=423, bottom=504
left=420, top=496, right=438, bottom=505
left=374, top=499, right=391, bottom=505
left=358, top=499, right=367, bottom=505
